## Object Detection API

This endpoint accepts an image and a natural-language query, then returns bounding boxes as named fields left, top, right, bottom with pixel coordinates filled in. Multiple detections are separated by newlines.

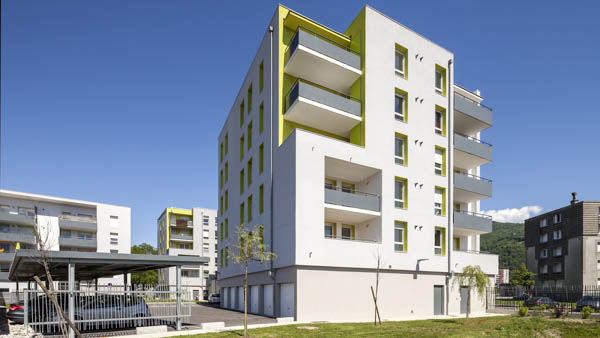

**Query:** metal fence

left=487, top=285, right=600, bottom=313
left=24, top=287, right=192, bottom=335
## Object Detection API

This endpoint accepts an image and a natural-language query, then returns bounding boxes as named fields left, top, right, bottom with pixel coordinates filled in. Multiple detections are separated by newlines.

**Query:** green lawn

left=182, top=316, right=600, bottom=337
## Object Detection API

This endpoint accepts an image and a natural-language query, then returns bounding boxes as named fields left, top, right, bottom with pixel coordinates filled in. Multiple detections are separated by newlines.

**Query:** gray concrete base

left=136, top=325, right=167, bottom=334
left=200, top=321, right=225, bottom=330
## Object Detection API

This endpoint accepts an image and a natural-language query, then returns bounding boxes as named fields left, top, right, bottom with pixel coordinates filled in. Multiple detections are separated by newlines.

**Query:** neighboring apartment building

left=217, top=5, right=497, bottom=321
left=0, top=190, right=131, bottom=290
left=525, top=193, right=600, bottom=287
left=157, top=207, right=217, bottom=300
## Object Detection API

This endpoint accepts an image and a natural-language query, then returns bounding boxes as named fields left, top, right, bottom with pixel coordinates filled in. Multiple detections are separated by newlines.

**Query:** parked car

left=575, top=296, right=600, bottom=312
left=209, top=294, right=220, bottom=304
left=524, top=297, right=557, bottom=309
left=7, top=294, right=70, bottom=324
left=513, top=293, right=530, bottom=301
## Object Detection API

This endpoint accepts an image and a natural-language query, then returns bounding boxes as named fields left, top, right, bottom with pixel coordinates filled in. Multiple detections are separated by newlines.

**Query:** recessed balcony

left=0, top=209, right=35, bottom=226
left=454, top=92, right=492, bottom=135
left=59, top=215, right=97, bottom=232
left=170, top=219, right=193, bottom=228
left=454, top=172, right=492, bottom=203
left=0, top=229, right=36, bottom=245
left=284, top=80, right=361, bottom=138
left=454, top=133, right=492, bottom=168
left=284, top=26, right=361, bottom=94
left=454, top=210, right=492, bottom=233
left=59, top=236, right=97, bottom=249
left=171, top=233, right=194, bottom=242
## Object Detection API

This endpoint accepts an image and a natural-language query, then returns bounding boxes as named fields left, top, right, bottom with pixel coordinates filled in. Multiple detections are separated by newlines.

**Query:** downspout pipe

left=268, top=24, right=276, bottom=318
left=446, top=58, right=454, bottom=315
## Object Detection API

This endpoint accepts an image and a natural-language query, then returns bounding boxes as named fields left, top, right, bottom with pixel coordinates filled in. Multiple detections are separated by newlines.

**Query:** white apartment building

left=157, top=207, right=217, bottom=300
left=0, top=190, right=131, bottom=290
left=217, top=5, right=498, bottom=321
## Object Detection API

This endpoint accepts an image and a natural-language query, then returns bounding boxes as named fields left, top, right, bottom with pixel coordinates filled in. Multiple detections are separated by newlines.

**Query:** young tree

left=452, top=265, right=490, bottom=320
left=512, top=263, right=535, bottom=288
left=371, top=249, right=383, bottom=326
left=232, top=224, right=276, bottom=338
left=131, top=243, right=158, bottom=285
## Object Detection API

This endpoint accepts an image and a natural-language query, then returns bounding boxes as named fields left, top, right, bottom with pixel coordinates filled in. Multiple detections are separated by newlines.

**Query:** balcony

left=284, top=80, right=361, bottom=138
left=0, top=209, right=35, bottom=226
left=454, top=210, right=493, bottom=233
left=454, top=133, right=492, bottom=168
left=284, top=26, right=361, bottom=94
left=324, top=186, right=380, bottom=223
left=454, top=92, right=492, bottom=135
left=59, top=215, right=97, bottom=232
left=171, top=232, right=194, bottom=242
left=59, top=236, right=97, bottom=249
left=170, top=219, right=193, bottom=228
left=0, top=230, right=36, bottom=245
left=453, top=250, right=498, bottom=275
left=454, top=172, right=492, bottom=203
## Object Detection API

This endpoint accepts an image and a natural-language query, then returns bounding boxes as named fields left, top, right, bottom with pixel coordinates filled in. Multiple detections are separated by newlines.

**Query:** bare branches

left=372, top=248, right=383, bottom=326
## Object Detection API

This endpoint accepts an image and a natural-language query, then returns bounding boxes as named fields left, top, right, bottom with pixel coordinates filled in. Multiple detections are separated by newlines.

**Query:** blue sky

left=2, top=0, right=599, bottom=245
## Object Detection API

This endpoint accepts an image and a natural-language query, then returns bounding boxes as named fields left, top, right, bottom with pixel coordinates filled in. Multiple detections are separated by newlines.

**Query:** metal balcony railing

left=454, top=132, right=492, bottom=147
left=284, top=79, right=361, bottom=113
left=324, top=234, right=377, bottom=243
left=324, top=185, right=380, bottom=212
left=285, top=26, right=360, bottom=68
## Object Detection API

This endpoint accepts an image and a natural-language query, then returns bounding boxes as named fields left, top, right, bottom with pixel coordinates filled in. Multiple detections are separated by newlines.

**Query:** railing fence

left=487, top=285, right=600, bottom=314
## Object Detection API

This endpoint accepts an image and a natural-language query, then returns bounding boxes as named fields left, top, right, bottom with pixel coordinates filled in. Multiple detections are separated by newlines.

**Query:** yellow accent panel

left=282, top=9, right=351, bottom=47
left=346, top=8, right=365, bottom=146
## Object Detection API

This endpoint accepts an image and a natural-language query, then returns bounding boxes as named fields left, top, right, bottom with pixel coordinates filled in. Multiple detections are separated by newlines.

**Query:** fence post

left=176, top=265, right=182, bottom=330
left=68, top=263, right=75, bottom=338
left=24, top=290, right=28, bottom=335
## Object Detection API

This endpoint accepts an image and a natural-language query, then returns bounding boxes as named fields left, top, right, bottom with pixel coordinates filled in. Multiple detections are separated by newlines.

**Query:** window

left=259, top=144, right=264, bottom=173
left=18, top=207, right=34, bottom=216
left=395, top=177, right=407, bottom=208
left=220, top=143, right=223, bottom=162
left=247, top=122, right=252, bottom=150
left=554, top=246, right=562, bottom=257
left=225, top=219, right=228, bottom=238
left=395, top=133, right=407, bottom=165
left=324, top=222, right=335, bottom=238
left=247, top=195, right=253, bottom=222
left=435, top=107, right=446, bottom=135
left=553, top=263, right=562, bottom=273
left=541, top=248, right=548, bottom=258
left=110, top=249, right=118, bottom=254
left=434, top=227, right=445, bottom=255
left=259, top=185, right=264, bottom=214
left=434, top=147, right=445, bottom=176
left=225, top=162, right=228, bottom=182
left=553, top=214, right=562, bottom=224
left=540, top=218, right=548, bottom=228
left=220, top=196, right=223, bottom=215
left=220, top=170, right=223, bottom=189
left=394, top=44, right=407, bottom=77
left=202, top=243, right=209, bottom=253
left=454, top=237, right=460, bottom=250
left=247, top=84, right=253, bottom=113
left=240, top=135, right=245, bottom=161
left=553, top=229, right=562, bottom=240
left=341, top=182, right=355, bottom=194
left=109, top=215, right=119, bottom=228
left=341, top=224, right=354, bottom=240
left=435, top=65, right=446, bottom=95
left=220, top=223, right=223, bottom=241
left=203, top=216, right=209, bottom=226
left=240, top=169, right=244, bottom=194
left=225, top=247, right=229, bottom=267
left=240, top=203, right=244, bottom=225
left=540, top=233, right=548, bottom=243
left=247, top=159, right=253, bottom=186
left=110, top=238, right=118, bottom=245
left=324, top=178, right=336, bottom=190
left=62, top=230, right=72, bottom=238
left=394, top=90, right=407, bottom=121
left=225, top=190, right=229, bottom=210
left=394, top=221, right=407, bottom=252
left=259, top=225, right=264, bottom=253
left=225, top=134, right=228, bottom=154
left=540, top=264, right=548, bottom=274
left=259, top=61, right=264, bottom=92
left=434, top=187, right=445, bottom=216
left=240, top=101, right=245, bottom=126
left=259, top=102, right=264, bottom=133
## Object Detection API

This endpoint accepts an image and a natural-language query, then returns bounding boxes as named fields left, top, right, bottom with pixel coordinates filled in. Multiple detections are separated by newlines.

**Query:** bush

left=581, top=306, right=593, bottom=319
left=552, top=305, right=565, bottom=318
left=518, top=307, right=529, bottom=317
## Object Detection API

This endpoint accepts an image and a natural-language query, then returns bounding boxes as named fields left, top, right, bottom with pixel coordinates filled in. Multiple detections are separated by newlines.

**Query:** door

left=279, top=283, right=295, bottom=318
left=250, top=286, right=259, bottom=313
left=460, top=286, right=468, bottom=314
left=263, top=284, right=273, bottom=316
left=223, top=288, right=228, bottom=308
left=237, top=287, right=244, bottom=311
left=434, top=285, right=444, bottom=315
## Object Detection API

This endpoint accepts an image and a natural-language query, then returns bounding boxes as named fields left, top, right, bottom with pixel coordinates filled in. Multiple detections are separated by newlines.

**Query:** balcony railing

left=454, top=132, right=493, bottom=164
left=454, top=210, right=493, bottom=233
left=454, top=92, right=493, bottom=126
left=59, top=236, right=97, bottom=248
left=285, top=26, right=360, bottom=69
left=171, top=233, right=194, bottom=241
left=454, top=132, right=492, bottom=147
left=170, top=220, right=193, bottom=228
left=284, top=79, right=361, bottom=114
left=0, top=209, right=36, bottom=226
left=324, top=185, right=380, bottom=212
left=454, top=172, right=492, bottom=199
left=0, top=228, right=36, bottom=244
left=59, top=215, right=97, bottom=231
left=324, top=234, right=377, bottom=243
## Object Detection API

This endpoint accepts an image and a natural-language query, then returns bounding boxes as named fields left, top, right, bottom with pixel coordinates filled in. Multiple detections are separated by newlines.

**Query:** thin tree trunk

left=33, top=276, right=81, bottom=337
left=244, top=262, right=248, bottom=338
left=467, top=287, right=471, bottom=320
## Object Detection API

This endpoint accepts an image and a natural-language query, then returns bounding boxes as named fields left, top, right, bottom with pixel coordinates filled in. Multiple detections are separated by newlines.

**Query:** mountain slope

left=480, top=222, right=525, bottom=272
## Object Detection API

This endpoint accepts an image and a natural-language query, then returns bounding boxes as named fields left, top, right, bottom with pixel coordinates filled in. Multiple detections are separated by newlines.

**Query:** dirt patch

left=296, top=326, right=320, bottom=330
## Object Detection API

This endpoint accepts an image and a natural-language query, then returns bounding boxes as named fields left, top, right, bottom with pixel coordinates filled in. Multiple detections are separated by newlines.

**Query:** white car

left=209, top=294, right=220, bottom=304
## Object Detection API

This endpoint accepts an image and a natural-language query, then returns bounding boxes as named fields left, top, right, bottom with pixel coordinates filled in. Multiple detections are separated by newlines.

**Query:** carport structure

left=8, top=250, right=208, bottom=337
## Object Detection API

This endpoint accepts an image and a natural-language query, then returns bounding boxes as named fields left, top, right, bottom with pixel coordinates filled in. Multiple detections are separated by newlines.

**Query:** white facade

left=217, top=5, right=497, bottom=321
left=157, top=207, right=217, bottom=300
left=0, top=189, right=131, bottom=290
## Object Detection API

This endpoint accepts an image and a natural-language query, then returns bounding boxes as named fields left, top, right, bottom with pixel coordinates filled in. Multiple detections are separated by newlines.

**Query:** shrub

left=581, top=306, right=593, bottom=319
left=518, top=307, right=529, bottom=317
left=552, top=305, right=565, bottom=318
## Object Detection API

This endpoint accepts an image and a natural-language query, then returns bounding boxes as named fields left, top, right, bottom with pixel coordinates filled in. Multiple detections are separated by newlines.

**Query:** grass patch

left=181, top=316, right=600, bottom=337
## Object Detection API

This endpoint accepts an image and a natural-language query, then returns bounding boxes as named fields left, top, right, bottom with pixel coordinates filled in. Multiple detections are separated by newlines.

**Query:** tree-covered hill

left=480, top=222, right=525, bottom=273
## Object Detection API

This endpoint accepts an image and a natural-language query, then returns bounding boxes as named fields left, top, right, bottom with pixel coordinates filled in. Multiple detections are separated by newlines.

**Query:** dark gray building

left=525, top=193, right=600, bottom=287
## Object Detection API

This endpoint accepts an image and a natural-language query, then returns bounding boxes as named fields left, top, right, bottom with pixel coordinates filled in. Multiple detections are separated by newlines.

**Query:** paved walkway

left=184, top=303, right=276, bottom=329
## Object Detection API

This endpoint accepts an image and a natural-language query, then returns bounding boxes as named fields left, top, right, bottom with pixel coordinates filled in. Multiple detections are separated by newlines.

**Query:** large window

left=259, top=102, right=264, bottom=133
left=554, top=246, right=563, bottom=257
left=324, top=222, right=335, bottom=238
left=435, top=70, right=443, bottom=94
left=240, top=169, right=244, bottom=194
left=259, top=144, right=264, bottom=173
left=341, top=224, right=354, bottom=240
left=553, top=262, right=562, bottom=273
left=540, top=264, right=548, bottom=274
left=240, top=135, right=244, bottom=161
left=395, top=177, right=407, bottom=209
left=553, top=229, right=562, bottom=240
left=247, top=195, right=253, bottom=222
left=435, top=107, right=446, bottom=136
left=394, top=221, right=407, bottom=252
left=259, top=185, right=264, bottom=214
left=540, top=218, right=548, bottom=228
left=394, top=91, right=406, bottom=122
left=247, top=122, right=253, bottom=150
left=540, top=233, right=548, bottom=243
left=395, top=134, right=407, bottom=165
left=240, top=101, right=245, bottom=126
left=541, top=248, right=548, bottom=258
left=553, top=213, right=562, bottom=223
left=434, top=228, right=445, bottom=255
left=434, top=187, right=445, bottom=216
left=247, top=159, right=253, bottom=187
left=259, top=61, right=264, bottom=93
left=239, top=203, right=244, bottom=224
left=394, top=45, right=407, bottom=77
left=434, top=147, right=445, bottom=176
left=247, top=84, right=253, bottom=113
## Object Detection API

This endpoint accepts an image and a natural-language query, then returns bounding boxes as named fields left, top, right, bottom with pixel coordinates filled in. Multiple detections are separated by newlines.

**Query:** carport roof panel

left=9, top=250, right=209, bottom=281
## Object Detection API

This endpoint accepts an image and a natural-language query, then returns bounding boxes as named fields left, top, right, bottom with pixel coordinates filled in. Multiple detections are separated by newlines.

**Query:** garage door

left=250, top=285, right=259, bottom=314
left=237, top=287, right=244, bottom=311
left=222, top=287, right=228, bottom=308
left=279, top=283, right=295, bottom=318
left=263, top=284, right=273, bottom=316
